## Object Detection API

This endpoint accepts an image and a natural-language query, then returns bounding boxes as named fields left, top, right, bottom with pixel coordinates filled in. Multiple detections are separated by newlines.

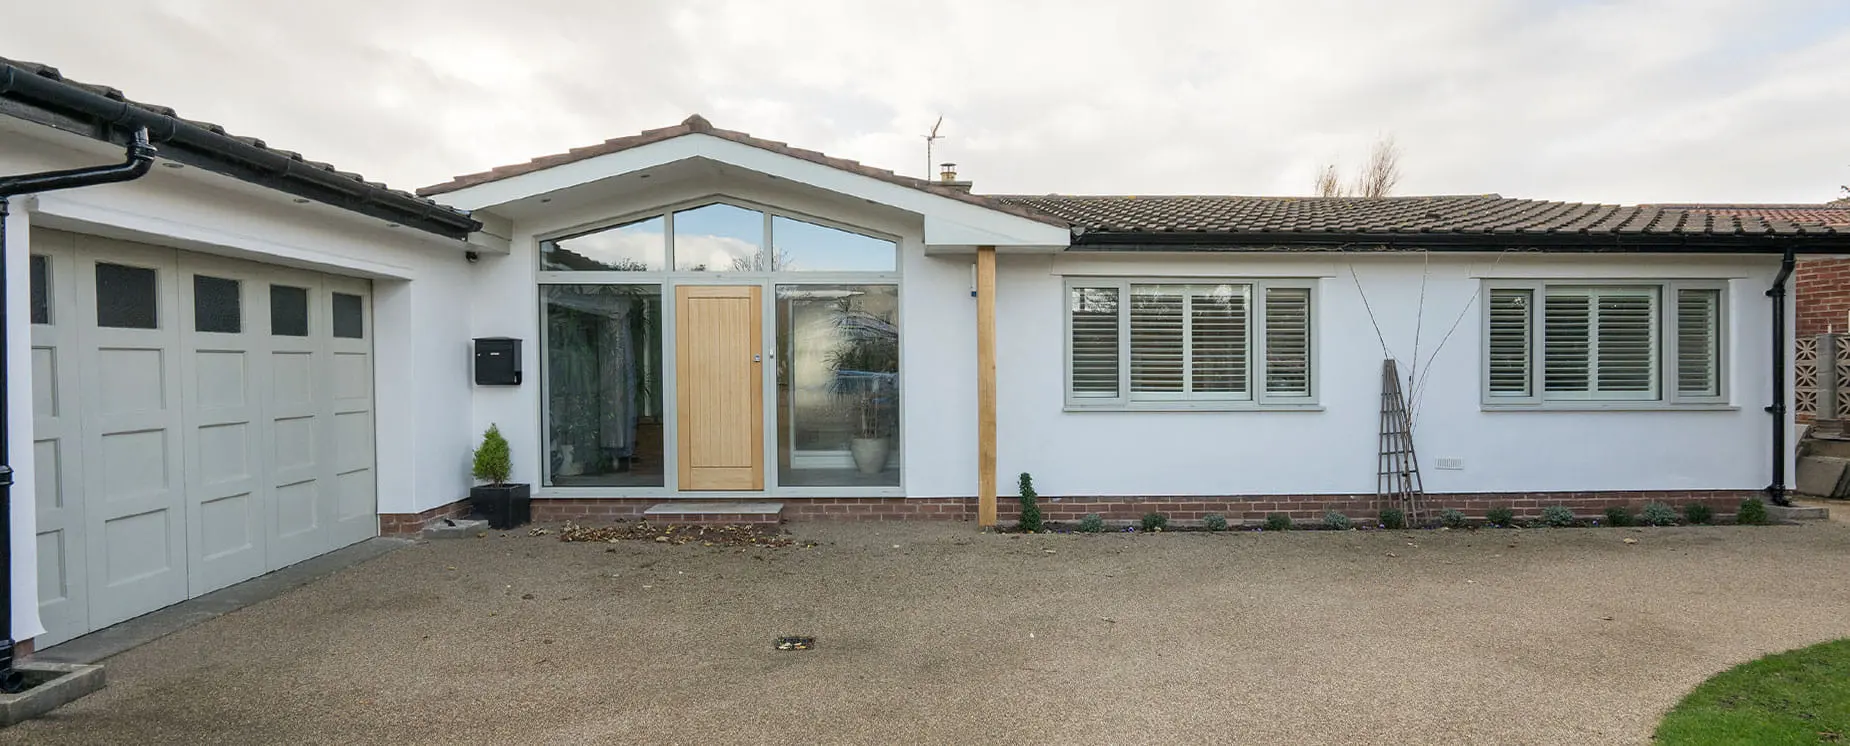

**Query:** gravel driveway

left=6, top=520, right=1849, bottom=745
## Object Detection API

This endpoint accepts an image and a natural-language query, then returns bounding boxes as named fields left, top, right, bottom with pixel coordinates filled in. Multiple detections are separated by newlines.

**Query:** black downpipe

left=1766, top=248, right=1798, bottom=507
left=0, top=128, right=155, bottom=692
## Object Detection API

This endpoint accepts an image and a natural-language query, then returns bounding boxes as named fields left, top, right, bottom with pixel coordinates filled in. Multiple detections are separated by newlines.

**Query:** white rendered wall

left=971, top=250, right=1790, bottom=498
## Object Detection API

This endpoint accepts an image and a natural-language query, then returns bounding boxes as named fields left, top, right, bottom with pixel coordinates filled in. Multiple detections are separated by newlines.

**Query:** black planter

left=469, top=483, right=531, bottom=530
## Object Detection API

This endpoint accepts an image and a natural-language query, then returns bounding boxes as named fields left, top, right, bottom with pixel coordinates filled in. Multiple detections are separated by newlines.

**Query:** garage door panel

left=101, top=508, right=177, bottom=586
left=96, top=348, right=168, bottom=415
left=193, top=351, right=249, bottom=411
left=31, top=241, right=89, bottom=647
left=197, top=492, right=256, bottom=561
left=99, top=429, right=172, bottom=502
left=270, top=351, right=315, bottom=410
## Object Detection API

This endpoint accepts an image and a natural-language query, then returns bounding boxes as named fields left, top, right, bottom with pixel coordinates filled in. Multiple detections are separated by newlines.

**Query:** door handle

left=754, top=354, right=762, bottom=362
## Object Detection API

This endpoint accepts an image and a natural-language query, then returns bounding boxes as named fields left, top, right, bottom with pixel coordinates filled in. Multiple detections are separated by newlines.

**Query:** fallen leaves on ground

left=557, top=520, right=815, bottom=549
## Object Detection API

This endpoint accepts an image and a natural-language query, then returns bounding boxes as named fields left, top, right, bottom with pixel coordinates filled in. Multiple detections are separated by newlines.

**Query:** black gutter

left=0, top=62, right=480, bottom=240
left=0, top=127, right=156, bottom=692
left=1766, top=248, right=1798, bottom=506
left=1070, top=231, right=1850, bottom=254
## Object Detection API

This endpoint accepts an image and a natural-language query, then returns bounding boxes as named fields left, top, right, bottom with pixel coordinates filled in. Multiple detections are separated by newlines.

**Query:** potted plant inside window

left=828, top=308, right=898, bottom=474
left=470, top=424, right=530, bottom=529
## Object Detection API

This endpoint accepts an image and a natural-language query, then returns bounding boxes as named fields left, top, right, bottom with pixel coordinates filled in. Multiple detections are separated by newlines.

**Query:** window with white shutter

left=1263, top=287, right=1311, bottom=398
left=1483, top=280, right=1725, bottom=407
left=1068, top=286, right=1120, bottom=398
left=1486, top=288, right=1532, bottom=397
left=1675, top=288, right=1721, bottom=399
left=1065, top=279, right=1312, bottom=409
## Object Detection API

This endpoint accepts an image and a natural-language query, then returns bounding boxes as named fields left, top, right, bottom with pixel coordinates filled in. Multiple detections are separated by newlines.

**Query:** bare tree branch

left=1314, top=163, right=1346, bottom=197
left=1354, top=136, right=1401, bottom=198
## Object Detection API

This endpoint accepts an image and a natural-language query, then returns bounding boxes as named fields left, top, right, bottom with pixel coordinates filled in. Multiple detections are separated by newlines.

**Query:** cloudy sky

left=5, top=0, right=1847, bottom=204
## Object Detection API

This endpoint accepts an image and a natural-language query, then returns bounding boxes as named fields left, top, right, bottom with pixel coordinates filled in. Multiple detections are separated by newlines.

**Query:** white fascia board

left=33, top=193, right=423, bottom=280
left=432, top=133, right=1071, bottom=249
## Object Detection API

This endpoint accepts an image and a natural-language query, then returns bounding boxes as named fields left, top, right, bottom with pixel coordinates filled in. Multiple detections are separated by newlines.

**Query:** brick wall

left=525, top=490, right=1758, bottom=526
left=1797, top=257, right=1850, bottom=340
left=379, top=498, right=474, bottom=536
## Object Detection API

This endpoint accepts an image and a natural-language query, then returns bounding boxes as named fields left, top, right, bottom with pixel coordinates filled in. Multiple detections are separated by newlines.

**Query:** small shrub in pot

left=1378, top=508, right=1406, bottom=530
left=1603, top=506, right=1634, bottom=527
left=1140, top=512, right=1169, bottom=532
left=1439, top=509, right=1468, bottom=529
left=1264, top=514, right=1293, bottom=531
left=1202, top=513, right=1229, bottom=532
left=1736, top=498, right=1769, bottom=525
left=1485, top=507, right=1516, bottom=528
left=1540, top=505, right=1576, bottom=527
left=1640, top=502, right=1678, bottom=526
left=1322, top=511, right=1353, bottom=530
left=1683, top=503, right=1714, bottom=525
left=1078, top=513, right=1105, bottom=533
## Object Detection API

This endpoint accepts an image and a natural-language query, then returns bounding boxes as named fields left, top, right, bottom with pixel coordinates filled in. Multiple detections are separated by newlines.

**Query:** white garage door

left=30, top=230, right=377, bottom=647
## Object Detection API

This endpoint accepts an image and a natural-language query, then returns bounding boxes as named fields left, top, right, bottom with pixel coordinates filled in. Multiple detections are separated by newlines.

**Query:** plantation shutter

left=1068, top=286, right=1121, bottom=399
left=1486, top=288, right=1532, bottom=397
left=1593, top=289, right=1657, bottom=396
left=1263, top=286, right=1312, bottom=397
left=1675, top=288, right=1721, bottom=398
left=1189, top=286, right=1248, bottom=395
left=1543, top=292, right=1591, bottom=394
left=1129, top=285, right=1186, bottom=394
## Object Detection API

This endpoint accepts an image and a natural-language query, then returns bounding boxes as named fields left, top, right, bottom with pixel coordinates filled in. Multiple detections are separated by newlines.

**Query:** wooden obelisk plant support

left=1378, top=359, right=1425, bottom=522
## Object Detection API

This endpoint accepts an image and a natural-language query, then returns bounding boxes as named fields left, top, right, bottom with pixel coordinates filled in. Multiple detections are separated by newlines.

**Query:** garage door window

left=96, top=262, right=158, bottom=329
left=331, top=292, right=364, bottom=339
left=30, top=255, right=49, bottom=325
left=270, top=284, right=309, bottom=336
left=194, top=275, right=242, bottom=333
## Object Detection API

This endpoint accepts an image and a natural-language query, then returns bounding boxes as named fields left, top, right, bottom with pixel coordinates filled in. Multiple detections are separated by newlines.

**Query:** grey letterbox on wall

left=474, top=337, right=522, bottom=385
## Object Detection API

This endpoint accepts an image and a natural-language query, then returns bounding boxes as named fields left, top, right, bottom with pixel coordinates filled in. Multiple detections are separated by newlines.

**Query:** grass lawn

left=1656, top=638, right=1850, bottom=745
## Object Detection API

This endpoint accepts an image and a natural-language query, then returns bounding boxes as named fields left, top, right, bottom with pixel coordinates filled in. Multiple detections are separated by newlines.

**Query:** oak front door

left=676, top=286, right=763, bottom=490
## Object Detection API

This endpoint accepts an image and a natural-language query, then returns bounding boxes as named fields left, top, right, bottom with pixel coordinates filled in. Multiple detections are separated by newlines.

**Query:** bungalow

left=2, top=58, right=1844, bottom=655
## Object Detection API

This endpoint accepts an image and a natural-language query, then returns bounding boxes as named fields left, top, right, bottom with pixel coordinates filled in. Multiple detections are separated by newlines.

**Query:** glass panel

left=674, top=203, right=766, bottom=271
left=270, top=284, right=309, bottom=337
left=193, top=275, right=242, bottom=334
left=95, top=262, right=157, bottom=329
left=543, top=216, right=666, bottom=271
left=29, top=255, right=49, bottom=325
left=776, top=284, right=900, bottom=487
left=544, top=285, right=664, bottom=487
left=770, top=216, right=897, bottom=272
left=332, top=292, right=364, bottom=339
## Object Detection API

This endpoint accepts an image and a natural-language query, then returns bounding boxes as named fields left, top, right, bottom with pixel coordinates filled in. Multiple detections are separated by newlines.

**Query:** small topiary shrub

left=1078, top=513, right=1105, bottom=533
left=1736, top=498, right=1769, bottom=525
left=1140, top=512, right=1169, bottom=532
left=1485, top=506, right=1516, bottom=528
left=472, top=424, right=513, bottom=485
left=1016, top=472, right=1044, bottom=533
left=1683, top=503, right=1714, bottom=525
left=1640, top=502, right=1678, bottom=526
left=1202, top=513, right=1229, bottom=531
left=1265, top=514, right=1293, bottom=531
left=1322, top=511, right=1353, bottom=530
left=1379, top=508, right=1406, bottom=530
left=1439, top=509, right=1468, bottom=529
left=1540, top=505, right=1576, bottom=527
left=1604, top=506, right=1634, bottom=527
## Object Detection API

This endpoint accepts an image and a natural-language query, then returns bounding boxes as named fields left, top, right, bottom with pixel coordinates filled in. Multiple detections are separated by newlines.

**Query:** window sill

left=1064, top=402, right=1325, bottom=413
left=1480, top=402, right=1738, bottom=412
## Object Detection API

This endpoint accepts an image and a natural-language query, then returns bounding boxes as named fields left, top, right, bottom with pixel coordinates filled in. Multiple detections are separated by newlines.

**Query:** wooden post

left=976, top=246, right=998, bottom=527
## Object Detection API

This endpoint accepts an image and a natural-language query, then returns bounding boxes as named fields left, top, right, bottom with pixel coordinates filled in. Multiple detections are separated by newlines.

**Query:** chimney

left=937, top=162, right=973, bottom=193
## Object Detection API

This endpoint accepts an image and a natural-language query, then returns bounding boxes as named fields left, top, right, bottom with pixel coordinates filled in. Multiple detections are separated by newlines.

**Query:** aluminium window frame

left=1062, top=276, right=1320, bottom=412
left=1479, top=278, right=1730, bottom=410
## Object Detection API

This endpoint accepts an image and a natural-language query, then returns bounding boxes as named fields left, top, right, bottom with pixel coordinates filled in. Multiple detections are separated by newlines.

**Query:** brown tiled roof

left=417, top=115, right=1065, bottom=225
left=992, top=194, right=1846, bottom=237
left=1650, top=203, right=1850, bottom=228
left=0, top=57, right=475, bottom=236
